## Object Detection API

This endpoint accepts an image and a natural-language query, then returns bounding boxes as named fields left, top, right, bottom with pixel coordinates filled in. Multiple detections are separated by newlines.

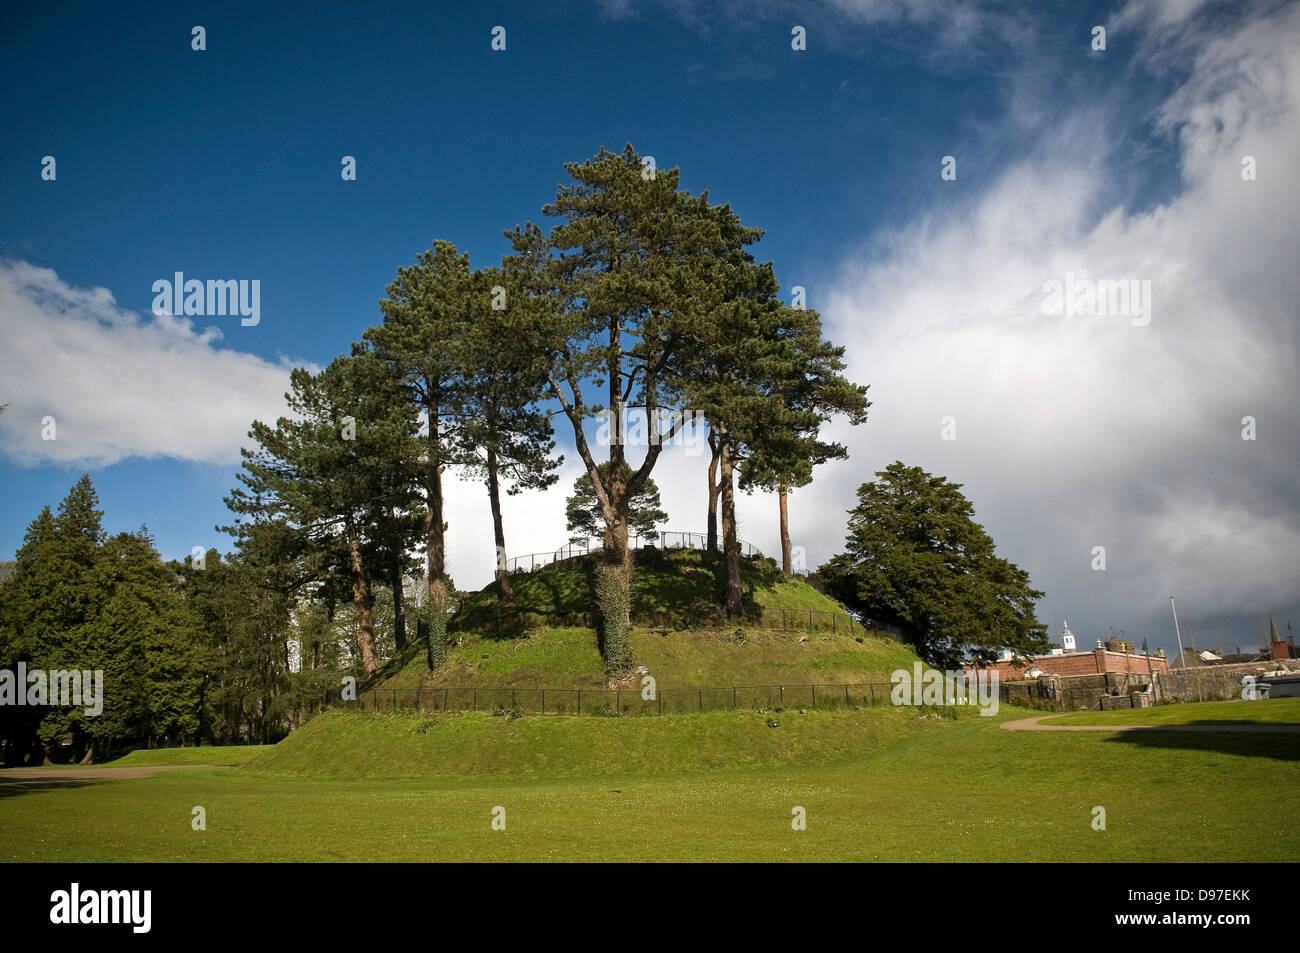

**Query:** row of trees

left=227, top=145, right=870, bottom=675
left=0, top=477, right=375, bottom=764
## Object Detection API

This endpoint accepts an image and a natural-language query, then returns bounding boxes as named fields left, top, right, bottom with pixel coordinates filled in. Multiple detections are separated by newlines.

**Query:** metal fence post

left=473, top=689, right=477, bottom=711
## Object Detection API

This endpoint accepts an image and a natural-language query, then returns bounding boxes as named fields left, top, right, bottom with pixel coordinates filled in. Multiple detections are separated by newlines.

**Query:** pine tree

left=223, top=354, right=421, bottom=676
left=454, top=265, right=561, bottom=600
left=509, top=145, right=761, bottom=670
left=365, top=241, right=475, bottom=638
left=565, top=462, right=667, bottom=545
left=738, top=305, right=870, bottom=575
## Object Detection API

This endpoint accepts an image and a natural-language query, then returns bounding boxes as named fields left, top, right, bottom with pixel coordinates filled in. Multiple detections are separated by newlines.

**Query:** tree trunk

left=425, top=390, right=446, bottom=586
left=597, top=489, right=634, bottom=672
left=392, top=563, right=407, bottom=651
left=719, top=442, right=744, bottom=617
left=486, top=442, right=513, bottom=601
left=706, top=427, right=720, bottom=552
left=347, top=536, right=379, bottom=676
left=779, top=483, right=793, bottom=575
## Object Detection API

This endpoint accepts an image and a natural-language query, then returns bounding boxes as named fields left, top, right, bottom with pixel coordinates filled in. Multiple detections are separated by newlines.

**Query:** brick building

left=963, top=623, right=1169, bottom=681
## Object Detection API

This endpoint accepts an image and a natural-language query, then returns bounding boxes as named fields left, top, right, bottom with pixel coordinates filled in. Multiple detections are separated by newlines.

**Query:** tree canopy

left=818, top=462, right=1048, bottom=668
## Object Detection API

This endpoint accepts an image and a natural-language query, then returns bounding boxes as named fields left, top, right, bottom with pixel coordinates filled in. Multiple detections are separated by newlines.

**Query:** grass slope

left=372, top=549, right=917, bottom=696
left=103, top=746, right=273, bottom=767
left=239, top=706, right=957, bottom=781
left=376, top=625, right=917, bottom=697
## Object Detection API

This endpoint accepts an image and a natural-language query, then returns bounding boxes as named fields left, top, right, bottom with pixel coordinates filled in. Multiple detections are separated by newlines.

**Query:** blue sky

left=2, top=0, right=1297, bottom=655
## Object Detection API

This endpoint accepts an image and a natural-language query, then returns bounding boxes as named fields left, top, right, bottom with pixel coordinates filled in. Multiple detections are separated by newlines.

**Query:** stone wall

left=1001, top=670, right=1155, bottom=711
left=1155, top=659, right=1300, bottom=703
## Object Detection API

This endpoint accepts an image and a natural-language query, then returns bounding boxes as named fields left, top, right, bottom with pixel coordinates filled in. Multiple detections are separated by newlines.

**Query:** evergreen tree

left=737, top=304, right=870, bottom=575
left=178, top=549, right=295, bottom=744
left=509, top=145, right=760, bottom=669
left=224, top=354, right=421, bottom=676
left=454, top=265, right=561, bottom=600
left=8, top=478, right=106, bottom=762
left=365, top=241, right=475, bottom=637
left=565, top=462, right=667, bottom=545
left=80, top=529, right=204, bottom=758
left=818, top=463, right=1049, bottom=667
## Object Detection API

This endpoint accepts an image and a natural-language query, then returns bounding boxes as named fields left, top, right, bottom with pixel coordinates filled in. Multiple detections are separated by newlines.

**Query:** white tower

left=1062, top=620, right=1076, bottom=653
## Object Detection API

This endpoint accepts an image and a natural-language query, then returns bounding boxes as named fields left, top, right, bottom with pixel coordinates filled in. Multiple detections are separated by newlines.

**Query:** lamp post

left=1170, top=596, right=1186, bottom=668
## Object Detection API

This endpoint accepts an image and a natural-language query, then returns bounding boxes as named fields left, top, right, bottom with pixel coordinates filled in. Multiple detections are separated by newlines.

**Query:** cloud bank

left=0, top=260, right=299, bottom=467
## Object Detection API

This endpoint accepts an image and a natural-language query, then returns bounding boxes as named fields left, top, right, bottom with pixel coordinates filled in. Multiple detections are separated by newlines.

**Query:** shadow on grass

left=0, top=777, right=107, bottom=799
left=1104, top=723, right=1300, bottom=762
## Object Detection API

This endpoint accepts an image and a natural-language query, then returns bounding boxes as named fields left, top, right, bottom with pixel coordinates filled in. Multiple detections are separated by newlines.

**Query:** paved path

left=0, top=764, right=210, bottom=785
left=1000, top=715, right=1300, bottom=733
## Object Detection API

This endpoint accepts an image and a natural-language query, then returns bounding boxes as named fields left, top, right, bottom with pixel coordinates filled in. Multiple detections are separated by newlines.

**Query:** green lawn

left=1040, top=697, right=1300, bottom=727
left=3, top=706, right=1297, bottom=861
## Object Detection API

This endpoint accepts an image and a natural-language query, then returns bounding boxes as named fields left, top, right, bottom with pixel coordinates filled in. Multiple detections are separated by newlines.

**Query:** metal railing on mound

left=503, top=531, right=760, bottom=574
left=333, top=679, right=900, bottom=716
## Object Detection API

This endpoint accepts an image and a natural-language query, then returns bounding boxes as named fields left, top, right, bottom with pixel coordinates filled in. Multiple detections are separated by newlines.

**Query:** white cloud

left=0, top=260, right=301, bottom=467
left=808, top=0, right=1300, bottom=644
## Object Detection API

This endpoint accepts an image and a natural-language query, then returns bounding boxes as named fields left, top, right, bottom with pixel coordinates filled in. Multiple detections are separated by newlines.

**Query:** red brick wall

left=965, top=648, right=1169, bottom=680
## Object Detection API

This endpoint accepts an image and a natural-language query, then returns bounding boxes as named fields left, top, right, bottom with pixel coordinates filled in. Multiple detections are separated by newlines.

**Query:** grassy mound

left=241, top=705, right=962, bottom=781
left=368, top=548, right=919, bottom=696
left=102, top=745, right=272, bottom=767
left=451, top=547, right=854, bottom=636
left=375, top=624, right=918, bottom=697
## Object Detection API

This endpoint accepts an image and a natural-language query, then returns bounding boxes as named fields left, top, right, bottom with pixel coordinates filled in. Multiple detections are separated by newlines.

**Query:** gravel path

left=0, top=764, right=212, bottom=785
